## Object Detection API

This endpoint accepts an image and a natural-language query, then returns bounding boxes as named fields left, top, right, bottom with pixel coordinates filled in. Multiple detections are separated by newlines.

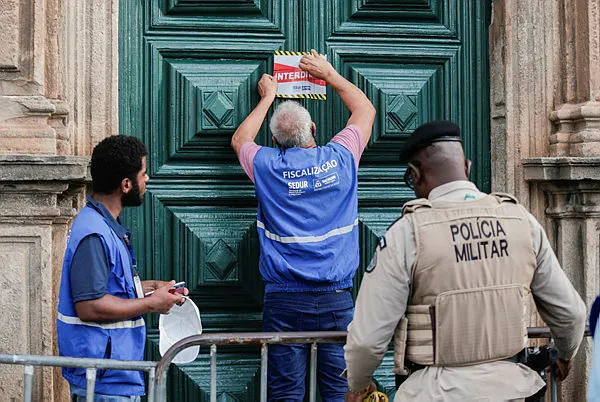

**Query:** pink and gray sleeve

left=239, top=142, right=262, bottom=183
left=330, top=125, right=366, bottom=168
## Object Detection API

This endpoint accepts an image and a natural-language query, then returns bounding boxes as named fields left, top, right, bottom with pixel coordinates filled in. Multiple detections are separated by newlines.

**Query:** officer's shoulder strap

left=401, top=198, right=433, bottom=215
left=489, top=192, right=520, bottom=205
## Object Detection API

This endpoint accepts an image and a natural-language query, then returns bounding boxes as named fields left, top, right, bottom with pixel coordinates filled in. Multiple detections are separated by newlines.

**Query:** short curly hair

left=91, top=136, right=148, bottom=194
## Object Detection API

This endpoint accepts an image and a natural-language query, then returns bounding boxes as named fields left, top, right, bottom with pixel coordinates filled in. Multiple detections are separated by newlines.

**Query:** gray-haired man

left=231, top=50, right=375, bottom=401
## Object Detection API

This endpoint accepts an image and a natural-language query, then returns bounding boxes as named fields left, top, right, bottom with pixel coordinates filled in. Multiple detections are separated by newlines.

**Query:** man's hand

left=300, top=49, right=375, bottom=144
left=344, top=381, right=377, bottom=402
left=258, top=74, right=278, bottom=100
left=555, top=358, right=572, bottom=381
left=299, top=49, right=336, bottom=81
left=146, top=280, right=185, bottom=314
left=141, top=280, right=170, bottom=294
left=231, top=74, right=277, bottom=157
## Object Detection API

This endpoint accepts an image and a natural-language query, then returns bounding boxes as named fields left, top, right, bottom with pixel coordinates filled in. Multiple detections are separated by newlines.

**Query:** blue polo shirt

left=70, top=196, right=133, bottom=303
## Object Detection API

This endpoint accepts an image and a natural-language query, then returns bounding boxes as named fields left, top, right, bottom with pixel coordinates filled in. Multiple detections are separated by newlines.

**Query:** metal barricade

left=154, top=327, right=578, bottom=402
left=0, top=327, right=586, bottom=401
left=0, top=354, right=158, bottom=402
left=155, top=331, right=347, bottom=402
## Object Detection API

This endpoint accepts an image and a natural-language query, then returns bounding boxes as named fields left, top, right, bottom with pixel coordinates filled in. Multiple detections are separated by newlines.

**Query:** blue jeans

left=70, top=384, right=141, bottom=402
left=262, top=290, right=354, bottom=402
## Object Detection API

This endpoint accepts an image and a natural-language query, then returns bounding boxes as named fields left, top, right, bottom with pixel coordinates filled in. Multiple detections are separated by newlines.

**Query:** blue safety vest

left=57, top=205, right=145, bottom=396
left=253, top=142, right=359, bottom=292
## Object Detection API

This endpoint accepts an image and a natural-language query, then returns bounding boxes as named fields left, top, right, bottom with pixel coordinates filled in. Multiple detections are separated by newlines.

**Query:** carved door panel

left=120, top=0, right=490, bottom=399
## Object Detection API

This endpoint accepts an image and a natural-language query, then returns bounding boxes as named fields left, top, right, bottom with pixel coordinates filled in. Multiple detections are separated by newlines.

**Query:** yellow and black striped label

left=274, top=50, right=327, bottom=57
left=276, top=93, right=326, bottom=100
left=274, top=51, right=327, bottom=100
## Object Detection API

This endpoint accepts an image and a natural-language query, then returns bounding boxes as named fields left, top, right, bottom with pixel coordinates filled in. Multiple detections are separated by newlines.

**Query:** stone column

left=549, top=0, right=600, bottom=157
left=0, top=0, right=118, bottom=399
left=524, top=159, right=600, bottom=400
left=0, top=156, right=88, bottom=400
left=492, top=0, right=600, bottom=400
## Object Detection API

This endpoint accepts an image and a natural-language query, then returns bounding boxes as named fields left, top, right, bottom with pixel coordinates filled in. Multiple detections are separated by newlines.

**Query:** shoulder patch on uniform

left=379, top=236, right=387, bottom=250
left=490, top=192, right=519, bottom=204
left=365, top=252, right=377, bottom=273
left=401, top=198, right=432, bottom=215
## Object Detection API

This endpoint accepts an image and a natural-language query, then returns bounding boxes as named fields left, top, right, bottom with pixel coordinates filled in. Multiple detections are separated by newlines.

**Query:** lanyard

left=124, top=233, right=144, bottom=299
left=122, top=233, right=138, bottom=273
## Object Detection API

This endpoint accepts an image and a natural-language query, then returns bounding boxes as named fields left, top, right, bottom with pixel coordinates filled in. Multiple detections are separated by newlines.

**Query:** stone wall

left=0, top=0, right=117, bottom=400
left=0, top=0, right=597, bottom=400
left=491, top=0, right=600, bottom=400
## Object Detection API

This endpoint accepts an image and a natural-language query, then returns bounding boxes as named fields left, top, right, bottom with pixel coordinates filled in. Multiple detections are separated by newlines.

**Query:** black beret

left=399, top=120, right=462, bottom=162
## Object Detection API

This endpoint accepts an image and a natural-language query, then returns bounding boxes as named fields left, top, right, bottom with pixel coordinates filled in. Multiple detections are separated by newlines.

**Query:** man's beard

left=122, top=178, right=143, bottom=207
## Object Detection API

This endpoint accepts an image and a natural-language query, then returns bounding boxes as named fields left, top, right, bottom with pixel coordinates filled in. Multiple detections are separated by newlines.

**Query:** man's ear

left=408, top=162, right=422, bottom=185
left=465, top=159, right=472, bottom=178
left=121, top=177, right=132, bottom=194
left=311, top=122, right=316, bottom=137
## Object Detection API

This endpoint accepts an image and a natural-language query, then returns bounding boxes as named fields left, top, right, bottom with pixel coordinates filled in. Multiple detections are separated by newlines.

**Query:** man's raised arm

left=231, top=74, right=278, bottom=157
left=299, top=49, right=376, bottom=145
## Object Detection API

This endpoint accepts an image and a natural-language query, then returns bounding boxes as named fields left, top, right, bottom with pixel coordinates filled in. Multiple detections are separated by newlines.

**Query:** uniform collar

left=86, top=195, right=131, bottom=239
left=428, top=180, right=481, bottom=201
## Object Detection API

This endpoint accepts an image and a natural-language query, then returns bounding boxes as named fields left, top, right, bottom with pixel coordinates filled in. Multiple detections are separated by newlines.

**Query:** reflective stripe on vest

left=57, top=205, right=146, bottom=396
left=57, top=313, right=145, bottom=330
left=256, top=218, right=359, bottom=244
left=252, top=143, right=360, bottom=290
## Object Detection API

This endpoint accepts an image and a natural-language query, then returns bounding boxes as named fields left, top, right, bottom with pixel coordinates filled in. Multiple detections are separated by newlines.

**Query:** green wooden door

left=119, top=1, right=490, bottom=399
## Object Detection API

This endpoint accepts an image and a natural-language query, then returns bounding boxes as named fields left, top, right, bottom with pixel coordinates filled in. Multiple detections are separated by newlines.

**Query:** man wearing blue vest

left=57, top=136, right=187, bottom=401
left=231, top=50, right=376, bottom=401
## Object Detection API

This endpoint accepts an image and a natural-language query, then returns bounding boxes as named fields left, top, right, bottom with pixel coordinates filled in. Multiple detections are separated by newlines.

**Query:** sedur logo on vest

left=450, top=219, right=509, bottom=263
left=284, top=159, right=340, bottom=196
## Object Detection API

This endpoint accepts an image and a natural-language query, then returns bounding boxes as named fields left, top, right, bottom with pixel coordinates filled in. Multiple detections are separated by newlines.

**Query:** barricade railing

left=0, top=327, right=587, bottom=402
left=155, top=331, right=347, bottom=402
left=0, top=354, right=158, bottom=402
left=154, top=326, right=577, bottom=402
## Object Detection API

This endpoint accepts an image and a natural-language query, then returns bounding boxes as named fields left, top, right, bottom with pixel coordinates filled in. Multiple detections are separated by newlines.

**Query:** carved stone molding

left=0, top=96, right=70, bottom=155
left=523, top=157, right=600, bottom=300
left=523, top=157, right=600, bottom=182
left=548, top=0, right=600, bottom=157
left=0, top=0, right=119, bottom=156
left=0, top=155, right=89, bottom=220
left=0, top=0, right=117, bottom=398
left=0, top=155, right=88, bottom=401
left=524, top=157, right=600, bottom=400
left=0, top=155, right=89, bottom=182
left=491, top=0, right=600, bottom=189
left=0, top=0, right=40, bottom=94
left=550, top=101, right=600, bottom=156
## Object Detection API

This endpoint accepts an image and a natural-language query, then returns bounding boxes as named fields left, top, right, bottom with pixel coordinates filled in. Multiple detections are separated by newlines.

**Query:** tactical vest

left=57, top=205, right=146, bottom=396
left=396, top=193, right=536, bottom=369
left=253, top=143, right=359, bottom=292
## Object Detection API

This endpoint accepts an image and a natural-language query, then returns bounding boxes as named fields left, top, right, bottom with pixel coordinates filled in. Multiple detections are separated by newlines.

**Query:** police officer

left=343, top=121, right=586, bottom=401
left=57, top=136, right=188, bottom=401
left=231, top=50, right=375, bottom=400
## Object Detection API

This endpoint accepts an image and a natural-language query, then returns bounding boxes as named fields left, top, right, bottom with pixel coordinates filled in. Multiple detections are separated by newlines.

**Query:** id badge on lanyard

left=124, top=233, right=145, bottom=299
left=133, top=270, right=144, bottom=299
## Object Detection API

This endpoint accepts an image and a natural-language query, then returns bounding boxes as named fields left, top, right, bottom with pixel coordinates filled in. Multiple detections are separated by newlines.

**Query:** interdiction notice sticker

left=274, top=51, right=327, bottom=100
